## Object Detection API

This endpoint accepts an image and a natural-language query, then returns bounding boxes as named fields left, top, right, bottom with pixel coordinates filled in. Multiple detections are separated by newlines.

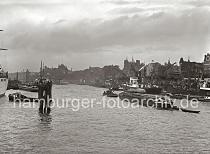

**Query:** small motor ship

left=103, top=89, right=118, bottom=98
left=19, top=84, right=38, bottom=92
left=125, top=77, right=162, bottom=95
left=8, top=92, right=37, bottom=102
left=125, top=77, right=139, bottom=89
left=203, top=96, right=210, bottom=102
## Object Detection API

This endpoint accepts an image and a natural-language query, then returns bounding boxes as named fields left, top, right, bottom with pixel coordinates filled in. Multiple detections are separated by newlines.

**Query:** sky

left=0, top=0, right=210, bottom=72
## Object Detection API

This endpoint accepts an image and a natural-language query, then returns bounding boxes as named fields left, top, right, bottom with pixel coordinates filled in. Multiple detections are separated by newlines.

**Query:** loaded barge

left=119, top=91, right=179, bottom=110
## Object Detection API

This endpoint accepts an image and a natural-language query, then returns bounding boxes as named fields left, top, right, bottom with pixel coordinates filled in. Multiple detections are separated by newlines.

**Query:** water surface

left=0, top=84, right=210, bottom=153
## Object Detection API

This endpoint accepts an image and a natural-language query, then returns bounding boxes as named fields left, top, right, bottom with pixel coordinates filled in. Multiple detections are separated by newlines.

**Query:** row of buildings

left=8, top=58, right=142, bottom=87
left=9, top=64, right=71, bottom=84
left=8, top=53, right=210, bottom=87
left=139, top=53, right=210, bottom=81
left=8, top=70, right=39, bottom=83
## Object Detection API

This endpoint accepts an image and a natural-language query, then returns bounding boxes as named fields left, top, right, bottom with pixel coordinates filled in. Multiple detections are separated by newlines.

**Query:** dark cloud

left=0, top=0, right=71, bottom=5
left=104, top=0, right=210, bottom=10
left=2, top=0, right=210, bottom=71
left=102, top=0, right=142, bottom=5
left=6, top=7, right=210, bottom=53
left=186, top=0, right=210, bottom=7
left=108, top=7, right=145, bottom=14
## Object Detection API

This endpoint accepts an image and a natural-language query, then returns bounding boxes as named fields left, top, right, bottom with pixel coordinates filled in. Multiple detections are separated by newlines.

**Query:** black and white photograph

left=0, top=0, right=210, bottom=153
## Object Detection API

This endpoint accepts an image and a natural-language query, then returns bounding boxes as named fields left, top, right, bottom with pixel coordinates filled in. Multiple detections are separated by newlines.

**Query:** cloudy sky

left=0, top=0, right=210, bottom=72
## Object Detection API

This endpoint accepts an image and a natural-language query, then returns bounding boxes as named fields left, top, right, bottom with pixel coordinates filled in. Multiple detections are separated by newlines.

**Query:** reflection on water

left=39, top=113, right=52, bottom=123
left=1, top=84, right=210, bottom=153
left=38, top=112, right=52, bottom=132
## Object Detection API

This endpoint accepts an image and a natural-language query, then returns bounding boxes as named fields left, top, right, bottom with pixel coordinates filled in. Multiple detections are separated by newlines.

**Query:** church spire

left=132, top=56, right=134, bottom=62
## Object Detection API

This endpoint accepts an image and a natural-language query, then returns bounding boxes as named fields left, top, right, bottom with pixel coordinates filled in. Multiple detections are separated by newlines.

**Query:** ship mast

left=0, top=30, right=8, bottom=51
left=40, top=61, right=43, bottom=79
left=0, top=29, right=8, bottom=77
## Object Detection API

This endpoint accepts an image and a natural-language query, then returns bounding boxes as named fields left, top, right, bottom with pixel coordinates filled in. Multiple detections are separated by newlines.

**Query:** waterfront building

left=123, top=58, right=144, bottom=77
left=179, top=58, right=203, bottom=78
left=204, top=53, right=210, bottom=77
left=25, top=69, right=30, bottom=83
left=164, top=61, right=181, bottom=79
left=103, top=65, right=124, bottom=80
left=68, top=66, right=104, bottom=86
left=145, top=61, right=162, bottom=78
left=8, top=70, right=38, bottom=83
left=43, top=64, right=71, bottom=84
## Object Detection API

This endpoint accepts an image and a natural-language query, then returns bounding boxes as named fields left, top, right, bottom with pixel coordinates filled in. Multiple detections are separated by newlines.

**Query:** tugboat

left=124, top=77, right=162, bottom=94
left=123, top=77, right=146, bottom=93
left=126, top=77, right=139, bottom=89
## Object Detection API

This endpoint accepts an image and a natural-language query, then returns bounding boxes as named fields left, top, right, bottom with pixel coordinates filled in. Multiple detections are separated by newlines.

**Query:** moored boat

left=203, top=96, right=210, bottom=102
left=119, top=91, right=178, bottom=110
left=19, top=85, right=38, bottom=92
left=125, top=88, right=145, bottom=93
left=103, top=89, right=118, bottom=97
left=124, top=77, right=139, bottom=89
left=107, top=93, right=118, bottom=98
left=144, top=87, right=162, bottom=95
left=8, top=92, right=37, bottom=102
left=180, top=108, right=200, bottom=114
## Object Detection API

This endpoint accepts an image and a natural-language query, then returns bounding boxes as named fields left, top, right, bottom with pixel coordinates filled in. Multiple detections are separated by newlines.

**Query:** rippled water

left=0, top=84, right=210, bottom=153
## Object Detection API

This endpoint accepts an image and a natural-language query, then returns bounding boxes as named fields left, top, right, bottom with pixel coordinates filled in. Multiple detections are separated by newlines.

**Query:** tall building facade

left=123, top=58, right=144, bottom=77
left=179, top=58, right=203, bottom=78
left=145, top=62, right=162, bottom=78
left=204, top=53, right=210, bottom=77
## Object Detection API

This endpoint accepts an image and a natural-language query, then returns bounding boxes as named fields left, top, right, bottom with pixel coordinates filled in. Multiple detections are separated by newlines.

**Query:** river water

left=0, top=84, right=210, bottom=153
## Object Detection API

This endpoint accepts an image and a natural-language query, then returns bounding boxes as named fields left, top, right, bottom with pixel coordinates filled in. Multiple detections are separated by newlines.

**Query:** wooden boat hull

left=145, top=87, right=162, bottom=95
left=125, top=88, right=145, bottom=93
left=19, top=85, right=38, bottom=92
left=107, top=94, right=118, bottom=98
left=8, top=93, right=38, bottom=102
left=181, top=108, right=200, bottom=114
left=103, top=90, right=118, bottom=97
